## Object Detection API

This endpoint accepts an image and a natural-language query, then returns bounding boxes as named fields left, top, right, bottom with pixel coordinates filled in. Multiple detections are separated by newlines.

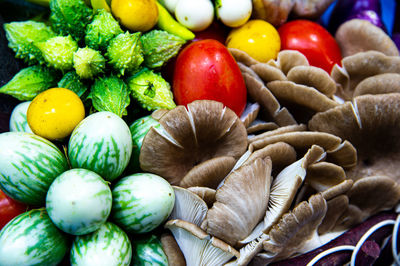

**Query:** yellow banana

left=91, top=0, right=111, bottom=12
left=156, top=2, right=195, bottom=41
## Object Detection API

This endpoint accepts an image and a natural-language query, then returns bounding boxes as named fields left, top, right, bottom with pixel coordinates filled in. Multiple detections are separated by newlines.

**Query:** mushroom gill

left=140, top=100, right=247, bottom=185
left=165, top=219, right=239, bottom=266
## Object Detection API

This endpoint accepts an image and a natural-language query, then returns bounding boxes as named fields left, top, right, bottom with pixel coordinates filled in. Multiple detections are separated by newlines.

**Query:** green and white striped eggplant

left=46, top=168, right=112, bottom=235
left=132, top=234, right=168, bottom=266
left=70, top=222, right=132, bottom=266
left=9, top=101, right=32, bottom=133
left=0, top=209, right=69, bottom=266
left=68, top=111, right=132, bottom=182
left=127, top=114, right=161, bottom=173
left=112, top=173, right=175, bottom=234
left=0, top=132, right=69, bottom=205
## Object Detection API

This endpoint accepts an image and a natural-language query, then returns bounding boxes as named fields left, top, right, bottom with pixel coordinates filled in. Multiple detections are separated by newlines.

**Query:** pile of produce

left=0, top=0, right=400, bottom=265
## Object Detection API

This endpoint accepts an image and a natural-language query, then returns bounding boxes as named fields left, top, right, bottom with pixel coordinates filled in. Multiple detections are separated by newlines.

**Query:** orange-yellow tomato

left=27, top=88, right=85, bottom=141
left=226, top=19, right=281, bottom=63
left=111, top=0, right=158, bottom=32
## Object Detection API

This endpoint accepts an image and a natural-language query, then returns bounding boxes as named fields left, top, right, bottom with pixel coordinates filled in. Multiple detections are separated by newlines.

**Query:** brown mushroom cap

left=335, top=19, right=399, bottom=58
left=305, top=162, right=346, bottom=192
left=201, top=158, right=273, bottom=247
left=260, top=193, right=327, bottom=263
left=179, top=156, right=236, bottom=189
left=331, top=51, right=400, bottom=99
left=353, top=73, right=400, bottom=97
left=250, top=63, right=287, bottom=83
left=229, top=48, right=260, bottom=67
left=140, top=100, right=248, bottom=185
left=292, top=0, right=335, bottom=18
left=160, top=232, right=186, bottom=266
left=286, top=65, right=337, bottom=97
left=309, top=93, right=400, bottom=183
left=318, top=195, right=349, bottom=235
left=247, top=120, right=279, bottom=134
left=187, top=187, right=216, bottom=208
left=266, top=80, right=339, bottom=113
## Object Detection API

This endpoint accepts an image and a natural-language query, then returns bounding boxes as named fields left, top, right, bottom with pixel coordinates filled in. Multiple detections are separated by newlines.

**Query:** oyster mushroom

left=309, top=93, right=400, bottom=227
left=335, top=19, right=399, bottom=58
left=187, top=187, right=216, bottom=208
left=180, top=156, right=236, bottom=189
left=257, top=193, right=328, bottom=263
left=353, top=73, right=400, bottom=97
left=201, top=157, right=273, bottom=247
left=169, top=186, right=208, bottom=226
left=140, top=100, right=247, bottom=185
left=165, top=219, right=239, bottom=266
left=160, top=232, right=186, bottom=266
left=237, top=50, right=339, bottom=126
left=331, top=51, right=400, bottom=100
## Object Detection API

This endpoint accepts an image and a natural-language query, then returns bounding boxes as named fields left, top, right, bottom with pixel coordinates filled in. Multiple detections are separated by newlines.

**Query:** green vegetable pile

left=1, top=0, right=186, bottom=117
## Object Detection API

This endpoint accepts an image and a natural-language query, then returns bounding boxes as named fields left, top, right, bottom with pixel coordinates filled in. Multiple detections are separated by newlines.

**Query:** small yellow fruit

left=111, top=0, right=158, bottom=32
left=226, top=19, right=281, bottom=63
left=27, top=88, right=85, bottom=141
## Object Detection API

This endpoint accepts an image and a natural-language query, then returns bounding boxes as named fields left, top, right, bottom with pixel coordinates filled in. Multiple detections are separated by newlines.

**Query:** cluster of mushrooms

left=137, top=19, right=400, bottom=265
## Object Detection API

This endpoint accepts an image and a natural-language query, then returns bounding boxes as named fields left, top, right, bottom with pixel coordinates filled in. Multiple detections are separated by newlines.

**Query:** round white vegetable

left=216, top=0, right=252, bottom=28
left=158, top=0, right=179, bottom=13
left=46, top=168, right=112, bottom=235
left=175, top=0, right=214, bottom=32
left=112, top=173, right=175, bottom=234
left=9, top=101, right=32, bottom=133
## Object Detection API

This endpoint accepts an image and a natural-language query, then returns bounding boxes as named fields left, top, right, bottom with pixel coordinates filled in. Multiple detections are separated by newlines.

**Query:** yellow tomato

left=111, top=0, right=158, bottom=32
left=27, top=88, right=85, bottom=141
left=226, top=19, right=281, bottom=63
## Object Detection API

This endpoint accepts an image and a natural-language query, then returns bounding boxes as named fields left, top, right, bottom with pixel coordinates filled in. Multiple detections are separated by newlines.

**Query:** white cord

left=392, top=215, right=400, bottom=266
left=350, top=219, right=396, bottom=266
left=306, top=245, right=355, bottom=266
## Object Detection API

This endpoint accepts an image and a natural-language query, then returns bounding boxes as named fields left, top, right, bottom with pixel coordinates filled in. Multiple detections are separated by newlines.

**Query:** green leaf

left=57, top=71, right=89, bottom=98
left=90, top=75, right=130, bottom=117
left=127, top=68, right=176, bottom=111
left=0, top=65, right=59, bottom=101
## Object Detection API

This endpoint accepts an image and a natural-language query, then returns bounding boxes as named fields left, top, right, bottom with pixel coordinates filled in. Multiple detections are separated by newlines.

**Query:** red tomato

left=173, top=39, right=247, bottom=116
left=0, top=189, right=27, bottom=229
left=278, top=20, right=342, bottom=73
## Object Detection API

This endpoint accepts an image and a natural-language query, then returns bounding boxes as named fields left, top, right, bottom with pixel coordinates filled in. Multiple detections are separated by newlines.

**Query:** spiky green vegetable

left=141, top=30, right=186, bottom=69
left=73, top=47, right=105, bottom=79
left=36, top=35, right=78, bottom=71
left=89, top=75, right=130, bottom=117
left=58, top=71, right=89, bottom=98
left=127, top=68, right=176, bottom=111
left=85, top=9, right=123, bottom=51
left=4, top=21, right=56, bottom=65
left=0, top=65, right=59, bottom=101
left=49, top=0, right=93, bottom=41
left=106, top=32, right=144, bottom=76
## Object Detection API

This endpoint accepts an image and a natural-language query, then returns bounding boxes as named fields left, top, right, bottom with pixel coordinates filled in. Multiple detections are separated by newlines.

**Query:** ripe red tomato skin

left=0, top=189, right=27, bottom=229
left=173, top=39, right=247, bottom=116
left=278, top=20, right=342, bottom=73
